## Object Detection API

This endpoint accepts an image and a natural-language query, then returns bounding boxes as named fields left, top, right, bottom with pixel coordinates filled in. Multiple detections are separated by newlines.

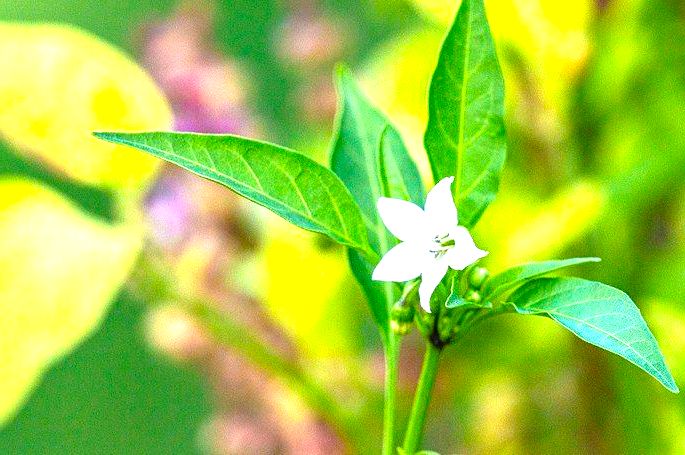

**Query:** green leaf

left=482, top=257, right=601, bottom=300
left=424, top=0, right=506, bottom=228
left=445, top=274, right=491, bottom=309
left=377, top=126, right=424, bottom=207
left=330, top=67, right=422, bottom=335
left=445, top=294, right=492, bottom=310
left=348, top=249, right=391, bottom=338
left=95, top=132, right=370, bottom=253
left=509, top=277, right=679, bottom=393
left=331, top=65, right=424, bottom=253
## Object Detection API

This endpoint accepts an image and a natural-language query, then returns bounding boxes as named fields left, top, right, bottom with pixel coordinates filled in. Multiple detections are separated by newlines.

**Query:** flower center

left=429, top=233, right=455, bottom=258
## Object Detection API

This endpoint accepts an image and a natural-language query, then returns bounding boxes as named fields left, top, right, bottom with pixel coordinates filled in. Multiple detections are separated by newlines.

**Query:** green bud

left=391, top=319, right=412, bottom=336
left=391, top=300, right=415, bottom=324
left=464, top=289, right=482, bottom=303
left=468, top=267, right=489, bottom=289
left=390, top=300, right=415, bottom=335
left=421, top=311, right=435, bottom=328
left=438, top=314, right=453, bottom=341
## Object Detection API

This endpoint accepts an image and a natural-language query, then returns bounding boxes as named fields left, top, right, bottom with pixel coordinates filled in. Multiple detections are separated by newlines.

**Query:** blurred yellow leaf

left=0, top=23, right=172, bottom=190
left=362, top=31, right=442, bottom=178
left=491, top=181, right=606, bottom=269
left=410, top=0, right=591, bottom=78
left=0, top=178, right=143, bottom=425
left=260, top=214, right=352, bottom=358
left=385, top=0, right=592, bottom=142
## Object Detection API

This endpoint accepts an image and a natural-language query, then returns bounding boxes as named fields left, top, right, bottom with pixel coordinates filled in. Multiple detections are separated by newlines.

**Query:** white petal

left=418, top=259, right=449, bottom=313
left=377, top=197, right=427, bottom=242
left=424, top=176, right=457, bottom=234
left=372, top=242, right=427, bottom=282
left=445, top=226, right=488, bottom=270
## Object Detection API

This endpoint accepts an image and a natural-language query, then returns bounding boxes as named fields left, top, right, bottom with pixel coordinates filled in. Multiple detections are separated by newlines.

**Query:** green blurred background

left=0, top=0, right=684, bottom=453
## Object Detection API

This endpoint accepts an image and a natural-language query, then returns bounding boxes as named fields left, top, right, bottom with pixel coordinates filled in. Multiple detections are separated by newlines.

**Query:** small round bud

left=464, top=289, right=482, bottom=303
left=390, top=300, right=415, bottom=335
left=391, top=300, right=415, bottom=324
left=438, top=315, right=453, bottom=341
left=391, top=319, right=413, bottom=336
left=468, top=267, right=489, bottom=289
left=421, top=312, right=435, bottom=328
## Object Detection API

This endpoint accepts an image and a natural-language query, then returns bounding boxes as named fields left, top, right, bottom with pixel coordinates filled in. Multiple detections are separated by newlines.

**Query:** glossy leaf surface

left=96, top=132, right=370, bottom=253
left=483, top=257, right=601, bottom=299
left=424, top=0, right=506, bottom=228
left=330, top=68, right=422, bottom=336
left=510, top=277, right=678, bottom=393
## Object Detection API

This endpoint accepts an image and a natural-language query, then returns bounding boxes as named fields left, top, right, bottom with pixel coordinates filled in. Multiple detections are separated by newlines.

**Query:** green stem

left=402, top=342, right=442, bottom=454
left=186, top=298, right=366, bottom=452
left=382, top=334, right=401, bottom=455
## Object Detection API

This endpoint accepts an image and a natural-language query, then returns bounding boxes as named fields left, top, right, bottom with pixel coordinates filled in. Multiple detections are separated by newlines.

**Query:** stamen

left=430, top=233, right=456, bottom=258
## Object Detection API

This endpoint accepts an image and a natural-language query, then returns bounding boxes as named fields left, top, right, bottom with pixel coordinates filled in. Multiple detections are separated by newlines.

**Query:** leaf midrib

left=346, top=102, right=397, bottom=312
left=346, top=98, right=388, bottom=251
left=108, top=135, right=363, bottom=250
left=519, top=284, right=672, bottom=387
left=454, top=0, right=473, bottom=204
left=548, top=311, right=670, bottom=386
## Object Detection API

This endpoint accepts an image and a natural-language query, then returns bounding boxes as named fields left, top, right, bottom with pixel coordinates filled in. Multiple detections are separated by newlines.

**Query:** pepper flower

left=372, top=177, right=488, bottom=312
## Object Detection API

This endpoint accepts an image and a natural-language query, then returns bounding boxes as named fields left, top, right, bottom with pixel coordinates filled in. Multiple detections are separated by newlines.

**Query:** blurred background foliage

left=0, top=0, right=683, bottom=453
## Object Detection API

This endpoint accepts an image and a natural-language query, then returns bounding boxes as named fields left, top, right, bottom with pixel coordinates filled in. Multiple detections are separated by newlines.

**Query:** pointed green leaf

left=424, top=0, right=506, bottom=228
left=483, top=257, right=601, bottom=300
left=377, top=126, right=424, bottom=207
left=330, top=67, right=423, bottom=334
left=331, top=66, right=424, bottom=254
left=510, top=277, right=679, bottom=393
left=348, top=249, right=391, bottom=338
left=95, top=132, right=370, bottom=253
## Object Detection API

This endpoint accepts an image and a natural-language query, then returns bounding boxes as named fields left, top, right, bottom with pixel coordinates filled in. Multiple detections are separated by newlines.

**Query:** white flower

left=372, top=176, right=488, bottom=313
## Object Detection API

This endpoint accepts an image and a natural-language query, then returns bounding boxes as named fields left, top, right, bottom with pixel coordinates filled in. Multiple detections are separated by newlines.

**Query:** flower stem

left=382, top=334, right=401, bottom=455
left=402, top=342, right=442, bottom=454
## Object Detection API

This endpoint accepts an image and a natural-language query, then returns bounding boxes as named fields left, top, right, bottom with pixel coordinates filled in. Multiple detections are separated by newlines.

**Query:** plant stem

left=186, top=298, right=367, bottom=452
left=402, top=342, right=442, bottom=454
left=382, top=334, right=401, bottom=455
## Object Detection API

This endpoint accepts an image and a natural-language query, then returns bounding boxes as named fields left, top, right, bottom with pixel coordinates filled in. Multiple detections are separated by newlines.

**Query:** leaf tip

left=92, top=131, right=120, bottom=144
left=665, top=379, right=680, bottom=394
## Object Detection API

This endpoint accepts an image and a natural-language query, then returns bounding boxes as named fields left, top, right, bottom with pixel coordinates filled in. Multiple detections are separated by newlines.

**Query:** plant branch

left=382, top=333, right=402, bottom=455
left=402, top=342, right=442, bottom=454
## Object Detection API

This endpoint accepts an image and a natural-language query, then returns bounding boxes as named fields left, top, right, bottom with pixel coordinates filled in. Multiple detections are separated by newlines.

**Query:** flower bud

left=391, top=299, right=415, bottom=324
left=421, top=311, right=435, bottom=329
left=464, top=289, right=482, bottom=303
left=390, top=300, right=415, bottom=335
left=438, top=314, right=453, bottom=341
left=391, top=319, right=412, bottom=336
left=468, top=267, right=489, bottom=289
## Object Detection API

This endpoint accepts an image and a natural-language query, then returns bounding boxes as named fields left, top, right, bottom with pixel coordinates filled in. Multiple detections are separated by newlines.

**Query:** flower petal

left=377, top=197, right=427, bottom=242
left=446, top=226, right=488, bottom=270
left=372, top=241, right=427, bottom=282
left=424, top=176, right=457, bottom=234
left=419, top=259, right=449, bottom=313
